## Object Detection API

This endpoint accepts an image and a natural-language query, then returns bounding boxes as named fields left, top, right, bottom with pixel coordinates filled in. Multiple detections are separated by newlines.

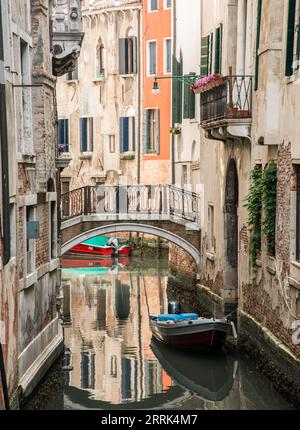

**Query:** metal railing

left=200, top=76, right=252, bottom=124
left=61, top=185, right=202, bottom=224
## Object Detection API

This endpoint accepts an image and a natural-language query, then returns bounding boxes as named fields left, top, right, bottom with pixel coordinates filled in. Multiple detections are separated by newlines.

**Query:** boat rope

left=224, top=308, right=237, bottom=319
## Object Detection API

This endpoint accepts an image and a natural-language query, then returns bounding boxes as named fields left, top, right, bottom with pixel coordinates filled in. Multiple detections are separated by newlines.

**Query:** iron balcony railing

left=61, top=185, right=202, bottom=224
left=200, top=75, right=252, bottom=124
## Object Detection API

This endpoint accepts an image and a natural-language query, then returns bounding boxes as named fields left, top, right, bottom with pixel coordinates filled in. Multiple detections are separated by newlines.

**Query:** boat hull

left=116, top=245, right=131, bottom=256
left=150, top=318, right=231, bottom=352
left=70, top=243, right=114, bottom=257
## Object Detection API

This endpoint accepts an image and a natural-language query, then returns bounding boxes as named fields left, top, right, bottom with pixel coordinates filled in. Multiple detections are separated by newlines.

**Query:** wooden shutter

left=214, top=27, right=221, bottom=73
left=154, top=109, right=160, bottom=154
left=200, top=36, right=209, bottom=76
left=189, top=73, right=195, bottom=119
left=120, top=117, right=129, bottom=152
left=286, top=0, right=296, bottom=76
left=255, top=0, right=262, bottom=88
left=131, top=117, right=136, bottom=151
left=183, top=74, right=195, bottom=119
left=80, top=118, right=87, bottom=152
left=65, top=119, right=69, bottom=152
left=119, top=38, right=127, bottom=75
left=142, top=111, right=148, bottom=154
left=89, top=118, right=94, bottom=152
left=172, top=56, right=183, bottom=124
left=132, top=37, right=137, bottom=74
left=209, top=32, right=214, bottom=74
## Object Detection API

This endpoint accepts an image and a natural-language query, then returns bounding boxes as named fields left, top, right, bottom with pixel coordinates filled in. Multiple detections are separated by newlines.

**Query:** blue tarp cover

left=158, top=313, right=199, bottom=322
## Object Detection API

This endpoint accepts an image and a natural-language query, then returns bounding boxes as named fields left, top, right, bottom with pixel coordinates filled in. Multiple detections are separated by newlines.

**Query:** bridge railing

left=61, top=185, right=201, bottom=224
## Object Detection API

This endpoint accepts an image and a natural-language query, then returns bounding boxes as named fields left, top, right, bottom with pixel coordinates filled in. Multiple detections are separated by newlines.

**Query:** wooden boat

left=70, top=236, right=114, bottom=257
left=149, top=313, right=233, bottom=352
left=70, top=236, right=132, bottom=257
left=150, top=338, right=237, bottom=401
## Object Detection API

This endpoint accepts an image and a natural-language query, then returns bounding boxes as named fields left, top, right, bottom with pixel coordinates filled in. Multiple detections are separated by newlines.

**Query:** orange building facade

left=141, top=0, right=172, bottom=184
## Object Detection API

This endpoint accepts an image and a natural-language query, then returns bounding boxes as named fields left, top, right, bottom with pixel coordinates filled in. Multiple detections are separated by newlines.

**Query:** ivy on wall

left=245, top=163, right=277, bottom=266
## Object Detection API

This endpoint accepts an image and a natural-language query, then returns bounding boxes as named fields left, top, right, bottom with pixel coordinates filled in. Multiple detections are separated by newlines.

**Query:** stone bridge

left=60, top=185, right=203, bottom=265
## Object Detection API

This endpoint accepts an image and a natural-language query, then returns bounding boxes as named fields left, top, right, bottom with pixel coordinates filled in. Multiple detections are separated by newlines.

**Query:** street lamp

left=152, top=73, right=202, bottom=95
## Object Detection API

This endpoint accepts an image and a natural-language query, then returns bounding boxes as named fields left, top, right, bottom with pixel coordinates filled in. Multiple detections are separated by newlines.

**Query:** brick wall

left=169, top=243, right=198, bottom=276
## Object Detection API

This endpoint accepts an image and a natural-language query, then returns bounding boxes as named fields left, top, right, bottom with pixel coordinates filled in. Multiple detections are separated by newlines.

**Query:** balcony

left=52, top=0, right=84, bottom=77
left=200, top=76, right=252, bottom=141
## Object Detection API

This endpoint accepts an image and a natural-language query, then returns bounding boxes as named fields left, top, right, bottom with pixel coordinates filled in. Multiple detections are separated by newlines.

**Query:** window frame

left=164, top=0, right=172, bottom=9
left=80, top=117, right=94, bottom=153
left=148, top=0, right=159, bottom=13
left=164, top=37, right=172, bottom=74
left=147, top=39, right=157, bottom=76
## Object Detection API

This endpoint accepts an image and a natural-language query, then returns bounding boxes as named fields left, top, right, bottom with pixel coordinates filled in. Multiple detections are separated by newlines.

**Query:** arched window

left=96, top=37, right=105, bottom=78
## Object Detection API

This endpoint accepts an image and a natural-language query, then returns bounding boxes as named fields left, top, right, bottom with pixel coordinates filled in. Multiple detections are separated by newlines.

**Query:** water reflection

left=61, top=258, right=294, bottom=410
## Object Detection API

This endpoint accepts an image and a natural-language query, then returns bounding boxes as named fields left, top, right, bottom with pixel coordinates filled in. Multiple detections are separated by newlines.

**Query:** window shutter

left=120, top=117, right=129, bottom=152
left=119, top=38, right=127, bottom=75
left=65, top=119, right=69, bottom=152
left=172, top=56, right=183, bottom=124
left=154, top=109, right=160, bottom=154
left=132, top=37, right=137, bottom=74
left=297, top=7, right=300, bottom=65
left=131, top=117, right=136, bottom=151
left=209, top=32, right=214, bottom=74
left=90, top=118, right=94, bottom=151
left=142, top=111, right=148, bottom=154
left=200, top=36, right=209, bottom=76
left=255, top=0, right=262, bottom=88
left=214, top=27, right=221, bottom=73
left=183, top=81, right=190, bottom=119
left=58, top=120, right=64, bottom=145
left=189, top=73, right=195, bottom=119
left=80, top=118, right=87, bottom=152
left=286, top=0, right=296, bottom=76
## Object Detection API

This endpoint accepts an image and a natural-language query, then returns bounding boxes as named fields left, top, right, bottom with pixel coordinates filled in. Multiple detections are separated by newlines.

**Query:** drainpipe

left=137, top=7, right=141, bottom=184
left=171, top=0, right=177, bottom=185
left=0, top=2, right=10, bottom=266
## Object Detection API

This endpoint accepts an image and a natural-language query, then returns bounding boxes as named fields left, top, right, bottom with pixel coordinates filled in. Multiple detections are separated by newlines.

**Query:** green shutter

left=255, top=0, right=262, bottom=88
left=214, top=27, right=221, bottom=73
left=132, top=37, right=137, bottom=74
left=154, top=109, right=160, bottom=154
left=200, top=36, right=209, bottom=76
left=119, top=38, right=127, bottom=74
left=183, top=73, right=195, bottom=119
left=172, top=56, right=183, bottom=124
left=209, top=33, right=214, bottom=74
left=286, top=0, right=296, bottom=76
left=142, top=111, right=148, bottom=154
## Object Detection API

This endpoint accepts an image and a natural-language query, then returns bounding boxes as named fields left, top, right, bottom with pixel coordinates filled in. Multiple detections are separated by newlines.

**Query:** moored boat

left=70, top=236, right=114, bottom=257
left=149, top=313, right=234, bottom=352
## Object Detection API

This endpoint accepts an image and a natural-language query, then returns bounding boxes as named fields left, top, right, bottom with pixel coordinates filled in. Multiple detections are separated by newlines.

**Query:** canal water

left=23, top=256, right=295, bottom=410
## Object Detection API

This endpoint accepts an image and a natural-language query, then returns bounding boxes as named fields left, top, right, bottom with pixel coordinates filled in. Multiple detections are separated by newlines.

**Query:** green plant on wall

left=262, top=162, right=277, bottom=256
left=245, top=162, right=277, bottom=266
left=244, top=165, right=263, bottom=266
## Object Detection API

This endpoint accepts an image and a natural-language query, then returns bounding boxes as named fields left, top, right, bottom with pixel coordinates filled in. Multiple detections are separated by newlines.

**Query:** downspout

left=0, top=1, right=10, bottom=266
left=171, top=0, right=177, bottom=185
left=137, top=7, right=141, bottom=184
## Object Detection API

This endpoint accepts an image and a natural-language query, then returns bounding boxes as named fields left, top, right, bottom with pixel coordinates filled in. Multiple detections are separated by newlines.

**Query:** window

left=80, top=118, right=94, bottom=152
left=110, top=356, right=117, bottom=378
left=58, top=119, right=69, bottom=152
left=147, top=41, right=157, bottom=75
left=109, top=135, right=116, bottom=153
left=164, top=0, right=172, bottom=9
left=148, top=0, right=158, bottom=12
left=183, top=73, right=195, bottom=119
left=143, top=109, right=160, bottom=154
left=119, top=37, right=137, bottom=75
left=164, top=38, right=172, bottom=74
left=96, top=38, right=105, bottom=78
left=286, top=0, right=300, bottom=76
left=120, top=117, right=135, bottom=152
left=50, top=201, right=57, bottom=260
left=208, top=205, right=214, bottom=253
left=182, top=165, right=188, bottom=188
left=67, top=60, right=78, bottom=80
left=255, top=0, right=262, bottom=88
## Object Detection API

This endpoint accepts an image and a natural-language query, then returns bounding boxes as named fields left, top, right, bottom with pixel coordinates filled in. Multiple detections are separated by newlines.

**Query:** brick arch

left=61, top=222, right=201, bottom=266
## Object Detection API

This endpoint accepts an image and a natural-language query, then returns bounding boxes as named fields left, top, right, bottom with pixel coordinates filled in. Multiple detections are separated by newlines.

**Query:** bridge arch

left=61, top=223, right=201, bottom=266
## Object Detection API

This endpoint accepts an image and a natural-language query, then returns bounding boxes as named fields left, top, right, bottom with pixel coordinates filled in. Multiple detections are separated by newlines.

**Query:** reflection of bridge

left=60, top=185, right=203, bottom=265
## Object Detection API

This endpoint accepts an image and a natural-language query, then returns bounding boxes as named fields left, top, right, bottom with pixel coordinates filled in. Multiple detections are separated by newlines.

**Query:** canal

left=22, top=256, right=295, bottom=410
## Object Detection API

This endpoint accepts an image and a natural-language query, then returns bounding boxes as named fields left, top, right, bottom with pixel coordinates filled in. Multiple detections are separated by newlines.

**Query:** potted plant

left=120, top=151, right=135, bottom=161
left=191, top=73, right=224, bottom=94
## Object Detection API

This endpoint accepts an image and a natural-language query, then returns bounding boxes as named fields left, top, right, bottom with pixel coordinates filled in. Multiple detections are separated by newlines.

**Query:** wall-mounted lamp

left=152, top=78, right=160, bottom=94
left=152, top=73, right=201, bottom=95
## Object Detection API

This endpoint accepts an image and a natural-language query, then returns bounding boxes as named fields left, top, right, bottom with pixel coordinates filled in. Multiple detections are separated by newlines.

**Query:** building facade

left=141, top=0, right=172, bottom=184
left=0, top=0, right=84, bottom=408
left=56, top=0, right=142, bottom=193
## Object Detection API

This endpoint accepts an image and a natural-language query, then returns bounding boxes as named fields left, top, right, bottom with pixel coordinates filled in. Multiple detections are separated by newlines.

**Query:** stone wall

left=169, top=243, right=197, bottom=277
